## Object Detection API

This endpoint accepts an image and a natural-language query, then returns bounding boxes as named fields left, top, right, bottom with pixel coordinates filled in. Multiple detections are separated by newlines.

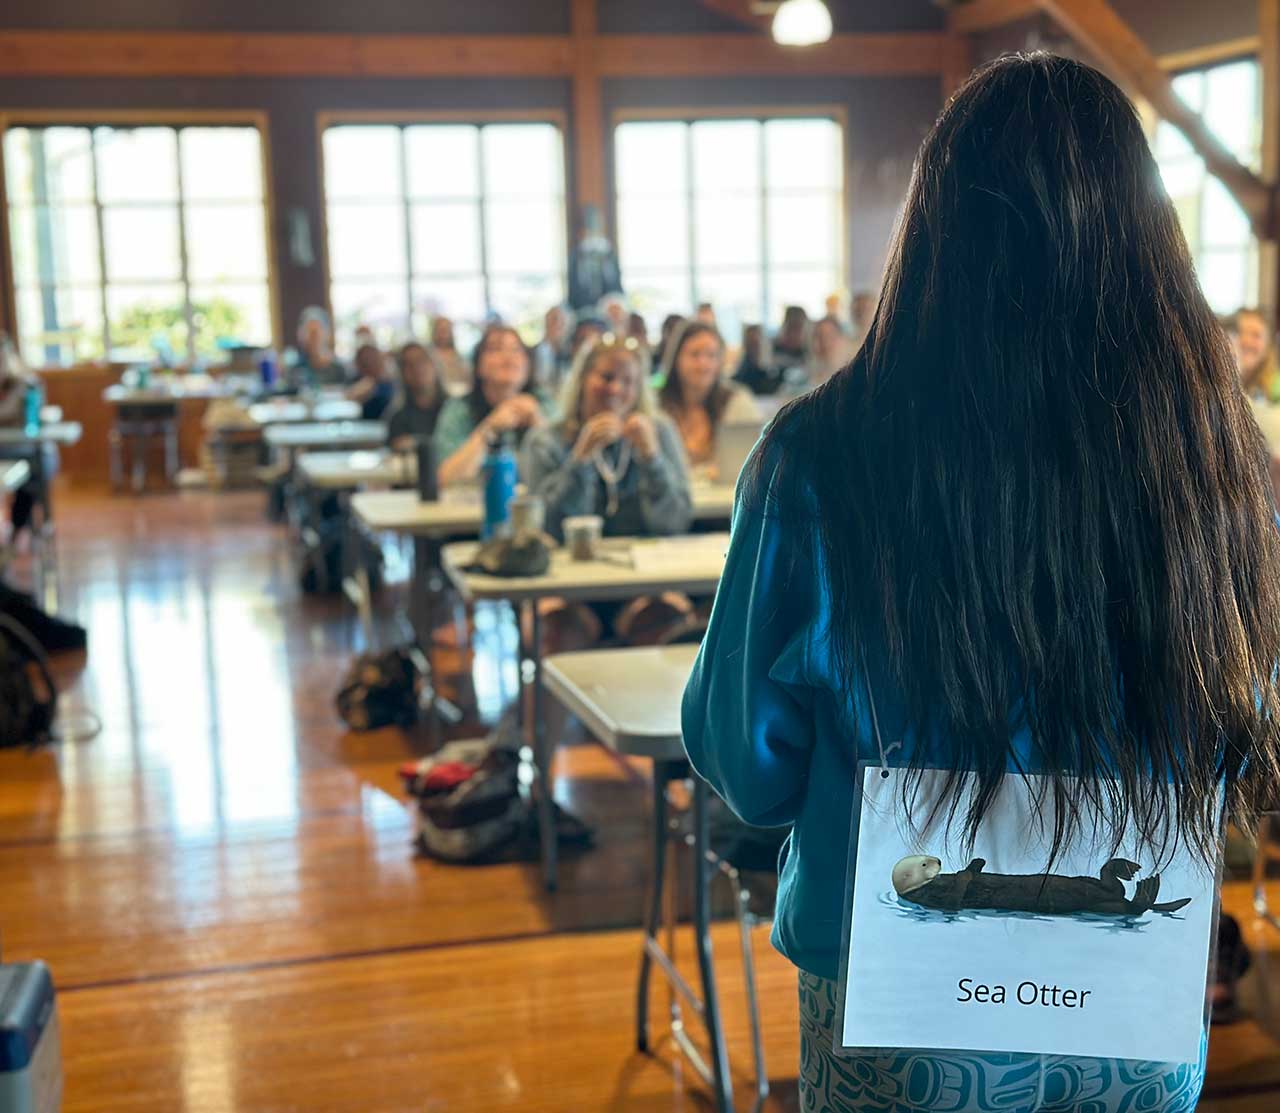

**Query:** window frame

left=0, top=109, right=281, bottom=367
left=609, top=104, right=850, bottom=327
left=315, top=108, right=571, bottom=341
left=1149, top=53, right=1263, bottom=314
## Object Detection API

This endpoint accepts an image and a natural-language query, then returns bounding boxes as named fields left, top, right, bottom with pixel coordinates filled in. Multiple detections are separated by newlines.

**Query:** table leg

left=694, top=776, right=734, bottom=1113
left=637, top=763, right=671, bottom=1052
left=532, top=603, right=557, bottom=891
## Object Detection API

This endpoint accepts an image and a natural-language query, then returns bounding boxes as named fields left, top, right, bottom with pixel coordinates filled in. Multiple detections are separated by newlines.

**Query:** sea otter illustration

left=891, top=855, right=1192, bottom=916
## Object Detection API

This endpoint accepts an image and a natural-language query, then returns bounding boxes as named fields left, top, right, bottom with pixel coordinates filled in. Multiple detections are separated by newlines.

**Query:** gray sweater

left=521, top=415, right=694, bottom=542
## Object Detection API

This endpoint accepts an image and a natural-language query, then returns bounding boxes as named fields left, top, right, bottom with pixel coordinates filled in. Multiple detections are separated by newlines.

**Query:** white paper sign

left=840, top=767, right=1217, bottom=1063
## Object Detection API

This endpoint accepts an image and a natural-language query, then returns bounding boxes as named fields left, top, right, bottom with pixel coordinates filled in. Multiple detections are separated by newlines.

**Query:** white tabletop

left=0, top=459, right=31, bottom=493
left=298, top=449, right=412, bottom=490
left=351, top=487, right=482, bottom=538
left=248, top=398, right=360, bottom=426
left=104, top=377, right=234, bottom=405
left=542, top=644, right=697, bottom=761
left=442, top=532, right=728, bottom=604
left=348, top=481, right=735, bottom=539
left=0, top=421, right=83, bottom=448
left=264, top=421, right=387, bottom=451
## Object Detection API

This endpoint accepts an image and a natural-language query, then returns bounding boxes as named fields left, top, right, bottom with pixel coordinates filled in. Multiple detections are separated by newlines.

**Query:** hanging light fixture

left=771, top=0, right=833, bottom=46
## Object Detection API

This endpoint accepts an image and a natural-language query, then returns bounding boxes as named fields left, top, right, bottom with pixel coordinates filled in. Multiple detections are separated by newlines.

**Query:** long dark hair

left=659, top=321, right=732, bottom=428
left=467, top=325, right=536, bottom=427
left=752, top=52, right=1280, bottom=864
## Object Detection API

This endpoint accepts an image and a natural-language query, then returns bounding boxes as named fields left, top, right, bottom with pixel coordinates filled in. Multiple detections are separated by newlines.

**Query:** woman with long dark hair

left=433, top=326, right=548, bottom=488
left=683, top=53, right=1280, bottom=1112
left=658, top=321, right=759, bottom=477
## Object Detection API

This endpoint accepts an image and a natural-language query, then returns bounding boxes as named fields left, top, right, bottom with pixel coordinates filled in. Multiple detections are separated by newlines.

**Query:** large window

left=3, top=123, right=273, bottom=366
left=322, top=122, right=567, bottom=349
left=614, top=115, right=844, bottom=338
left=1154, top=58, right=1261, bottom=313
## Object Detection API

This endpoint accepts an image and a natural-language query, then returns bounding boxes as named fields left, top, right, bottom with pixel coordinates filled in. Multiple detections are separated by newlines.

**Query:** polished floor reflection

left=0, top=488, right=1277, bottom=1111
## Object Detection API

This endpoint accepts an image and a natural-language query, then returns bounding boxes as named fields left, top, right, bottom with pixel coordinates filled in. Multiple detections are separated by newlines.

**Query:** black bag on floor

left=0, top=613, right=57, bottom=748
left=335, top=647, right=421, bottom=731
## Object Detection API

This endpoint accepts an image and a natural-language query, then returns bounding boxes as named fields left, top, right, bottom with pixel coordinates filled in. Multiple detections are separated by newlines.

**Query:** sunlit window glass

left=322, top=122, right=567, bottom=351
left=614, top=116, right=844, bottom=340
left=1154, top=58, right=1261, bottom=314
left=3, top=123, right=273, bottom=366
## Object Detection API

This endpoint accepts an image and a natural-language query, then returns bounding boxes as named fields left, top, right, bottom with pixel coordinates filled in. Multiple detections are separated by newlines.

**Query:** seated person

left=1229, top=307, right=1280, bottom=403
left=428, top=315, right=473, bottom=397
left=658, top=322, right=761, bottom=479
left=0, top=336, right=46, bottom=538
left=523, top=336, right=692, bottom=541
left=289, top=306, right=348, bottom=390
left=809, top=315, right=855, bottom=388
left=386, top=342, right=444, bottom=452
left=346, top=344, right=395, bottom=420
left=733, top=324, right=785, bottom=396
left=523, top=336, right=694, bottom=648
left=433, top=326, right=549, bottom=489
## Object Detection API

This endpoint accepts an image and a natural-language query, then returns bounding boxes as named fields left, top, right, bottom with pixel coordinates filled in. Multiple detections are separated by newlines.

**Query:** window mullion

left=759, top=119, right=770, bottom=328
left=685, top=123, right=697, bottom=314
left=89, top=128, right=112, bottom=360
left=476, top=127, right=492, bottom=317
left=173, top=127, right=196, bottom=364
left=399, top=127, right=414, bottom=340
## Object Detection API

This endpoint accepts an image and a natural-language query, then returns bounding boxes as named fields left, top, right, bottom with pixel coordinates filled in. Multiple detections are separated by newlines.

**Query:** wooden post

left=570, top=0, right=606, bottom=232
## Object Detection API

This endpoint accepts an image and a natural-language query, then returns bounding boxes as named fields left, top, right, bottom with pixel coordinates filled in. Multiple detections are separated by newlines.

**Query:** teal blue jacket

left=681, top=444, right=1042, bottom=980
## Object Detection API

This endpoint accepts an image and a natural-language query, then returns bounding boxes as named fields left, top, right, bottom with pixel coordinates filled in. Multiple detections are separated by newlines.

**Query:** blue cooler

left=0, top=964, right=61, bottom=1113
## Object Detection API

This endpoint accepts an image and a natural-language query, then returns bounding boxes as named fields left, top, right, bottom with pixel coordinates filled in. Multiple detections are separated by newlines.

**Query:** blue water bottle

left=22, top=381, right=42, bottom=435
left=481, top=432, right=519, bottom=540
left=258, top=351, right=278, bottom=390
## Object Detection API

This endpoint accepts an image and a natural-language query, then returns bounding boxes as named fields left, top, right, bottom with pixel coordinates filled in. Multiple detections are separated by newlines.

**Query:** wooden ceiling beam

left=594, top=33, right=960, bottom=78
left=0, top=29, right=962, bottom=81
left=0, top=31, right=574, bottom=79
left=948, top=0, right=1039, bottom=34
left=1034, top=0, right=1275, bottom=237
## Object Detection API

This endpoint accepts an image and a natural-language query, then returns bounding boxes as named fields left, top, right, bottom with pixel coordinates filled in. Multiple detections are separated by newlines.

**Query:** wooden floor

left=1, top=487, right=1280, bottom=1111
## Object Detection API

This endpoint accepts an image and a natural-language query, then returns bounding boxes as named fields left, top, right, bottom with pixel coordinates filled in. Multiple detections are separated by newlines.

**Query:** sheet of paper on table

left=628, top=535, right=730, bottom=575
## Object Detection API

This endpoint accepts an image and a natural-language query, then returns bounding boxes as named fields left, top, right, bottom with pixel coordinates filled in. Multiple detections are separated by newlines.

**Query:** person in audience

left=627, top=312, right=650, bottom=352
left=386, top=342, right=444, bottom=452
left=659, top=322, right=760, bottom=477
left=651, top=313, right=686, bottom=375
left=1228, top=307, right=1280, bottom=402
left=568, top=316, right=608, bottom=363
left=600, top=293, right=630, bottom=339
left=823, top=291, right=848, bottom=328
left=809, top=315, right=855, bottom=387
left=433, top=326, right=547, bottom=488
left=533, top=305, right=573, bottom=395
left=773, top=305, right=810, bottom=371
left=684, top=54, right=1271, bottom=1113
left=0, top=341, right=43, bottom=539
left=428, top=316, right=472, bottom=397
left=695, top=302, right=717, bottom=327
left=733, top=324, right=784, bottom=396
left=346, top=344, right=395, bottom=420
left=850, top=289, right=876, bottom=347
left=523, top=335, right=693, bottom=646
left=291, top=306, right=348, bottom=390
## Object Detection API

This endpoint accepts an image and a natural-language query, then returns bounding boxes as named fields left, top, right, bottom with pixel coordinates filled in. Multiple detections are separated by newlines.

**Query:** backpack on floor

left=335, top=647, right=421, bottom=731
left=0, top=613, right=57, bottom=748
left=400, top=732, right=525, bottom=864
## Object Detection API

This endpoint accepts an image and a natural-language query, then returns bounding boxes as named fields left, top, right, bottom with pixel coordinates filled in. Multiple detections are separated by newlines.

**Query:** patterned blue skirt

left=798, top=972, right=1206, bottom=1113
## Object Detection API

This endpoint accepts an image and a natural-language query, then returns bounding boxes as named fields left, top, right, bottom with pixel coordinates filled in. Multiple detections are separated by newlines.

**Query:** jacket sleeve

left=638, top=419, right=695, bottom=536
left=521, top=426, right=596, bottom=541
left=681, top=451, right=817, bottom=826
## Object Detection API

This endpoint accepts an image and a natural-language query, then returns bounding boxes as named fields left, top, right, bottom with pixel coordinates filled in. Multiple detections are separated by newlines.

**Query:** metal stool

left=110, top=403, right=179, bottom=493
